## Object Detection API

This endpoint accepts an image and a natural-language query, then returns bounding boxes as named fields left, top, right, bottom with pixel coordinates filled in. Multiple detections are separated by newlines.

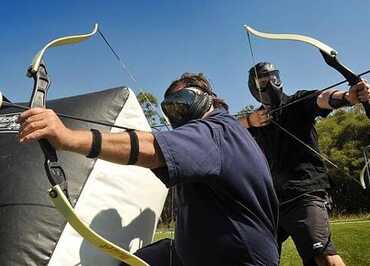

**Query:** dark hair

left=165, top=72, right=229, bottom=111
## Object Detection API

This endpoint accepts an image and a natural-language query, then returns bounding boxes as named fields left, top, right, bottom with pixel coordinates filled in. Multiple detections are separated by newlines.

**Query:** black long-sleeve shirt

left=248, top=90, right=332, bottom=202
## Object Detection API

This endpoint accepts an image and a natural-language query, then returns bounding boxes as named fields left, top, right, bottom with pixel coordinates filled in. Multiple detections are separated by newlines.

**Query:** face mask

left=161, top=87, right=212, bottom=128
left=249, top=70, right=284, bottom=108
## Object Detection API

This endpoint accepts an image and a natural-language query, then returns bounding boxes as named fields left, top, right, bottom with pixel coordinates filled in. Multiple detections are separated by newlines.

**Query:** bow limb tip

left=29, top=23, right=100, bottom=74
left=243, top=25, right=255, bottom=34
left=92, top=23, right=99, bottom=33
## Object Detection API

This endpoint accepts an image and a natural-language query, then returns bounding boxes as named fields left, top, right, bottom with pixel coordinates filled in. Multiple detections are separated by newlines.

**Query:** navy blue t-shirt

left=154, top=108, right=279, bottom=266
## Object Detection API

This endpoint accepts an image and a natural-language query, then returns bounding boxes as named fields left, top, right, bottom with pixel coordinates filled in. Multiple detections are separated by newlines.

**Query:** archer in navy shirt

left=154, top=108, right=279, bottom=266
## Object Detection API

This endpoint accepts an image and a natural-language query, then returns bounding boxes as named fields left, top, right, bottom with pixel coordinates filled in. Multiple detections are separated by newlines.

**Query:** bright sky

left=1, top=0, right=369, bottom=114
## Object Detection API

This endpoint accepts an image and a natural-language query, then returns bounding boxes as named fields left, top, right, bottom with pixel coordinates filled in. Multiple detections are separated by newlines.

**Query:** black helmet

left=248, top=62, right=283, bottom=107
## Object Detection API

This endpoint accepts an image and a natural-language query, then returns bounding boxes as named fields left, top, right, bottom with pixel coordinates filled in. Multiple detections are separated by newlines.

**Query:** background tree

left=136, top=91, right=160, bottom=127
left=316, top=106, right=370, bottom=214
left=136, top=91, right=169, bottom=130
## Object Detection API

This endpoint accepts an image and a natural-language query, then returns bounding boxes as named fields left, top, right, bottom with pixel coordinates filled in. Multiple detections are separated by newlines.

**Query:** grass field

left=155, top=218, right=370, bottom=265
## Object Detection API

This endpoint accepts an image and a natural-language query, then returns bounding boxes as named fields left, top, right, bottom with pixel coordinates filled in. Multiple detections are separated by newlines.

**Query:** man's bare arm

left=17, top=108, right=165, bottom=169
left=317, top=80, right=370, bottom=109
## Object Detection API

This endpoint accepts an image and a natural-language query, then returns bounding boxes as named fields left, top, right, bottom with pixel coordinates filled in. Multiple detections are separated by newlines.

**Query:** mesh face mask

left=248, top=63, right=283, bottom=108
left=161, top=87, right=212, bottom=128
left=257, top=70, right=281, bottom=89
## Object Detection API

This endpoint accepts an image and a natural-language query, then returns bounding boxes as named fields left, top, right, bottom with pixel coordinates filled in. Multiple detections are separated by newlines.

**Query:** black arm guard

left=328, top=90, right=351, bottom=109
left=127, top=130, right=139, bottom=165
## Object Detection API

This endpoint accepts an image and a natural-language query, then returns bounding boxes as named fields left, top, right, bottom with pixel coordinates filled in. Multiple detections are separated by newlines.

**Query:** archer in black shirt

left=240, top=62, right=370, bottom=266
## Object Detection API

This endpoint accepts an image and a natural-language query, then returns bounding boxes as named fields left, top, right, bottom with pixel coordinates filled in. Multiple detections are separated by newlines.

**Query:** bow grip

left=320, top=50, right=370, bottom=119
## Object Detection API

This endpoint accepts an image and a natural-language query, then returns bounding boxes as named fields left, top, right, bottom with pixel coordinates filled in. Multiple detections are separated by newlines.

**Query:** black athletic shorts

left=278, top=192, right=337, bottom=266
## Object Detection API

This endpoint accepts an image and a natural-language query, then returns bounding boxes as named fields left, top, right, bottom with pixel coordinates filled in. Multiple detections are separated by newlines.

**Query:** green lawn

left=155, top=219, right=370, bottom=265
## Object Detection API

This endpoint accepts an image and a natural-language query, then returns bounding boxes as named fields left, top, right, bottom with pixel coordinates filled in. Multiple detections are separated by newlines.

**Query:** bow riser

left=320, top=50, right=370, bottom=118
left=27, top=60, right=68, bottom=189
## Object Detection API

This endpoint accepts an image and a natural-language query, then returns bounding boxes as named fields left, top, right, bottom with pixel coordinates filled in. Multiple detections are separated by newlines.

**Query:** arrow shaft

left=2, top=101, right=132, bottom=131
